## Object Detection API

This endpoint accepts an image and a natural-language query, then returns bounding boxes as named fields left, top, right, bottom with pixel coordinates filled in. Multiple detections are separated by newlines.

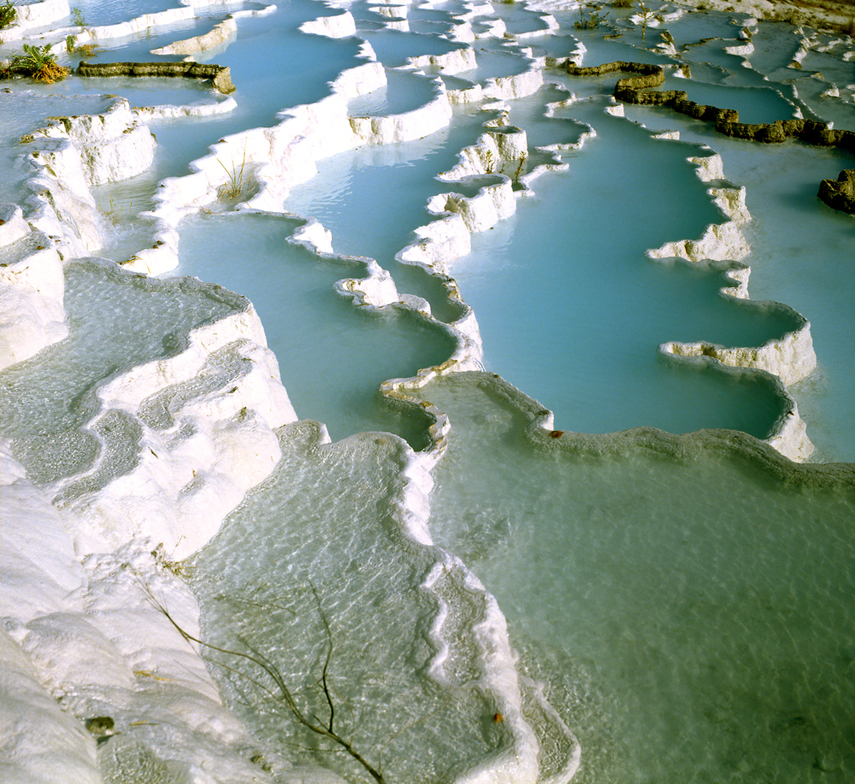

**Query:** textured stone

left=76, top=61, right=235, bottom=94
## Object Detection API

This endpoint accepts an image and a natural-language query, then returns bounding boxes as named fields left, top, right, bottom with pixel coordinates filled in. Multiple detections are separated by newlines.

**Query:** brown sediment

left=76, top=61, right=235, bottom=95
left=566, top=60, right=855, bottom=215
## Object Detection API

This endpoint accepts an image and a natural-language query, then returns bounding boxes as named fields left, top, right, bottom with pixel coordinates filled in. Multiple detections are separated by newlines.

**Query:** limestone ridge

left=566, top=60, right=855, bottom=215
left=76, top=61, right=236, bottom=95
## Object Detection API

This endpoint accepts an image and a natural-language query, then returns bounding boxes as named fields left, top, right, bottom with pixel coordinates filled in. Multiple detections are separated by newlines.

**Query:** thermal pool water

left=1, top=0, right=854, bottom=782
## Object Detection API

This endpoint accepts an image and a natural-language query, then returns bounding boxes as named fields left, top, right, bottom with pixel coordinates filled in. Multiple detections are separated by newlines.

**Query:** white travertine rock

left=332, top=60, right=387, bottom=98
left=399, top=213, right=472, bottom=273
left=25, top=99, right=156, bottom=186
left=299, top=10, right=357, bottom=38
left=709, top=185, right=751, bottom=225
left=689, top=150, right=726, bottom=181
left=648, top=220, right=750, bottom=262
left=151, top=16, right=238, bottom=55
left=26, top=142, right=104, bottom=257
left=766, top=402, right=815, bottom=462
left=430, top=179, right=517, bottom=233
left=661, top=319, right=817, bottom=387
left=6, top=0, right=69, bottom=30
left=409, top=46, right=478, bottom=74
left=442, top=126, right=529, bottom=180
left=725, top=41, right=754, bottom=56
left=0, top=245, right=68, bottom=371
left=483, top=65, right=543, bottom=100
left=289, top=218, right=335, bottom=254
left=0, top=444, right=278, bottom=784
left=0, top=204, right=30, bottom=248
left=336, top=260, right=401, bottom=308
left=136, top=96, right=239, bottom=119
left=0, top=627, right=101, bottom=784
left=350, top=86, right=453, bottom=144
left=55, top=304, right=296, bottom=560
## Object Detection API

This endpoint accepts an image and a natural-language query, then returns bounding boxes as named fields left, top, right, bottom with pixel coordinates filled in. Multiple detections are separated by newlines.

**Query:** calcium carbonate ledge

left=397, top=93, right=816, bottom=462
left=124, top=47, right=465, bottom=275
left=428, top=370, right=851, bottom=478
left=50, top=261, right=296, bottom=560
left=661, top=297, right=816, bottom=383
left=0, top=205, right=68, bottom=370
left=566, top=59, right=855, bottom=208
left=0, top=444, right=282, bottom=784
left=8, top=75, right=571, bottom=784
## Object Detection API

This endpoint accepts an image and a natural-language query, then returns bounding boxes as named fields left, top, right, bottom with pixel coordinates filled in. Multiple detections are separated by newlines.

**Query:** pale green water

left=622, top=102, right=855, bottom=461
left=419, top=372, right=855, bottom=784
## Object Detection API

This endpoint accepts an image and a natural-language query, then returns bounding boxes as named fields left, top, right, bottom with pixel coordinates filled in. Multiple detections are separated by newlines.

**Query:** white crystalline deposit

left=0, top=445, right=281, bottom=784
left=648, top=219, right=751, bottom=263
left=0, top=225, right=68, bottom=371
left=53, top=290, right=296, bottom=560
left=662, top=296, right=818, bottom=384
left=20, top=99, right=157, bottom=259
left=126, top=53, right=461, bottom=275
left=766, top=401, right=814, bottom=462
left=299, top=10, right=358, bottom=38
left=4, top=0, right=69, bottom=33
left=350, top=76, right=453, bottom=144
left=648, top=151, right=751, bottom=264
left=24, top=100, right=157, bottom=186
left=151, top=17, right=239, bottom=56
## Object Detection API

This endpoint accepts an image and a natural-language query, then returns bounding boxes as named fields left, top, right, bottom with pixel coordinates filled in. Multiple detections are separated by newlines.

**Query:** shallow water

left=191, top=422, right=531, bottom=784
left=284, top=103, right=493, bottom=321
left=622, top=103, right=855, bottom=460
left=420, top=373, right=855, bottom=784
left=453, top=100, right=793, bottom=436
left=347, top=68, right=441, bottom=117
left=176, top=213, right=456, bottom=445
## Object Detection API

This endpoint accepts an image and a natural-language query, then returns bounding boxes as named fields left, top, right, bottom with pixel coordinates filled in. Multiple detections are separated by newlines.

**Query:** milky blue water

left=3, top=3, right=855, bottom=783
left=660, top=74, right=798, bottom=123
left=454, top=99, right=795, bottom=436
left=176, top=213, right=456, bottom=445
left=347, top=69, right=440, bottom=117
left=284, top=103, right=494, bottom=321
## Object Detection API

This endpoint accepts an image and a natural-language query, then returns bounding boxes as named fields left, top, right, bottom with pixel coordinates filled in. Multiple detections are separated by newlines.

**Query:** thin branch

left=139, top=579, right=386, bottom=783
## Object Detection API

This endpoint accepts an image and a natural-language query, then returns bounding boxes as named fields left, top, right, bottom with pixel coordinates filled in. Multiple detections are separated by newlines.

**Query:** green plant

left=612, top=0, right=632, bottom=7
left=0, top=1, right=16, bottom=30
left=66, top=35, right=97, bottom=56
left=484, top=148, right=496, bottom=174
left=10, top=43, right=69, bottom=83
left=71, top=6, right=84, bottom=26
left=574, top=5, right=607, bottom=29
left=217, top=144, right=248, bottom=201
